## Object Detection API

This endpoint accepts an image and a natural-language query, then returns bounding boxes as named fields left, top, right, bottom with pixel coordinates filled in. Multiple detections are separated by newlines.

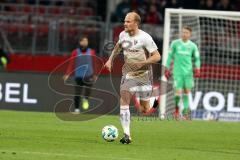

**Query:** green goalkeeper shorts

left=173, top=75, right=194, bottom=90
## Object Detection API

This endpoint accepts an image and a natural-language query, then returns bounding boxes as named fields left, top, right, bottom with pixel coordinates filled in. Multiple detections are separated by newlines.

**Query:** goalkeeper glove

left=164, top=69, right=171, bottom=80
left=194, top=68, right=201, bottom=78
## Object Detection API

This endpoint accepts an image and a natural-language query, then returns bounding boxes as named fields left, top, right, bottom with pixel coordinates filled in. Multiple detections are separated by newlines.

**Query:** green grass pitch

left=0, top=110, right=240, bottom=160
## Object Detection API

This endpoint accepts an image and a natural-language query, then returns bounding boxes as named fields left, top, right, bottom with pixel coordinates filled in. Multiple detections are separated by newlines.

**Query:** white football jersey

left=118, top=29, right=158, bottom=63
left=118, top=29, right=158, bottom=78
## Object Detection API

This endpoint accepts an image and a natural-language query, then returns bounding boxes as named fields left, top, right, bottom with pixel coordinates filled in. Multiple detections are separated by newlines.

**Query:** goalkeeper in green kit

left=164, top=26, right=201, bottom=119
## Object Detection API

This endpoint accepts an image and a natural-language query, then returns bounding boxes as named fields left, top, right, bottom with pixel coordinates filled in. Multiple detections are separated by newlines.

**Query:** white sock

left=120, top=105, right=130, bottom=137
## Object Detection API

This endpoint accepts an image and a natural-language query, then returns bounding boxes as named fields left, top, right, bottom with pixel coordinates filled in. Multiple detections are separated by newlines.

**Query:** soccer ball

left=102, top=125, right=118, bottom=142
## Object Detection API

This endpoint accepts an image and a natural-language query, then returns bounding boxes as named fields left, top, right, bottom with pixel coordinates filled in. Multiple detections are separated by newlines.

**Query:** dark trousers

left=74, top=76, right=93, bottom=109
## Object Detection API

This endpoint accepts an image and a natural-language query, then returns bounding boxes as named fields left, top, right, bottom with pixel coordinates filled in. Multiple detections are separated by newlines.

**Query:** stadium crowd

left=0, top=0, right=107, bottom=21
left=1, top=0, right=239, bottom=24
left=1, top=0, right=239, bottom=55
left=111, top=0, right=240, bottom=24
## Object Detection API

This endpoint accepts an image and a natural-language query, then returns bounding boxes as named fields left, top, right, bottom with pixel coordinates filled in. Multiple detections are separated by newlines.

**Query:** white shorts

left=120, top=75, right=153, bottom=101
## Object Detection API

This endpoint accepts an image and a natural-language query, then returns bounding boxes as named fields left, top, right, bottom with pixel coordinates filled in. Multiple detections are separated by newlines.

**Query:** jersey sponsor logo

left=125, top=49, right=140, bottom=53
left=178, top=51, right=190, bottom=55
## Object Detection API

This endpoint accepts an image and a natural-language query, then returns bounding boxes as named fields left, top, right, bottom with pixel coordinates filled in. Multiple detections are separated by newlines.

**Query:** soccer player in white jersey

left=105, top=12, right=161, bottom=144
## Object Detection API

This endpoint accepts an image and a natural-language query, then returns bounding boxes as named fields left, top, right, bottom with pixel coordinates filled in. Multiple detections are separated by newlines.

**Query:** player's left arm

left=193, top=44, right=201, bottom=68
left=128, top=50, right=160, bottom=72
left=193, top=44, right=201, bottom=77
left=145, top=50, right=161, bottom=64
left=144, top=35, right=161, bottom=64
left=127, top=36, right=160, bottom=71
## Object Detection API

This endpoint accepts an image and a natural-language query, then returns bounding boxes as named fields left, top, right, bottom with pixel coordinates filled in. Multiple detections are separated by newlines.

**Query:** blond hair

left=127, top=11, right=141, bottom=26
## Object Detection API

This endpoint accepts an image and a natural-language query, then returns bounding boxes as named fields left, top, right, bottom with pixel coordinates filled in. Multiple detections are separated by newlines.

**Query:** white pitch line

left=0, top=149, right=140, bottom=160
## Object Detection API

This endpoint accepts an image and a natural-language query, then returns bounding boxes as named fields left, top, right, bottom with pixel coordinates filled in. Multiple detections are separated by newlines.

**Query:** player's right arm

left=105, top=42, right=122, bottom=72
left=166, top=41, right=175, bottom=69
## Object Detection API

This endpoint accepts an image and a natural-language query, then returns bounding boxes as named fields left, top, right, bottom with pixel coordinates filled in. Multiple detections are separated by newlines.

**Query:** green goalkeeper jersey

left=166, top=39, right=201, bottom=76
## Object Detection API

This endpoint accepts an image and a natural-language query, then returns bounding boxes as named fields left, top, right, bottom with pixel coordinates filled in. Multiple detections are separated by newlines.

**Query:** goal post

left=160, top=8, right=240, bottom=119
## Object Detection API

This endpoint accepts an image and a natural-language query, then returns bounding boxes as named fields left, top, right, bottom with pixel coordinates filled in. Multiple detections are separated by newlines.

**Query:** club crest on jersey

left=134, top=40, right=138, bottom=45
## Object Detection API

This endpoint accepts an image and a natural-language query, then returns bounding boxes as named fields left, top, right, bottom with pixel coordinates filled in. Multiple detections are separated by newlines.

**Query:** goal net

left=160, top=9, right=240, bottom=119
